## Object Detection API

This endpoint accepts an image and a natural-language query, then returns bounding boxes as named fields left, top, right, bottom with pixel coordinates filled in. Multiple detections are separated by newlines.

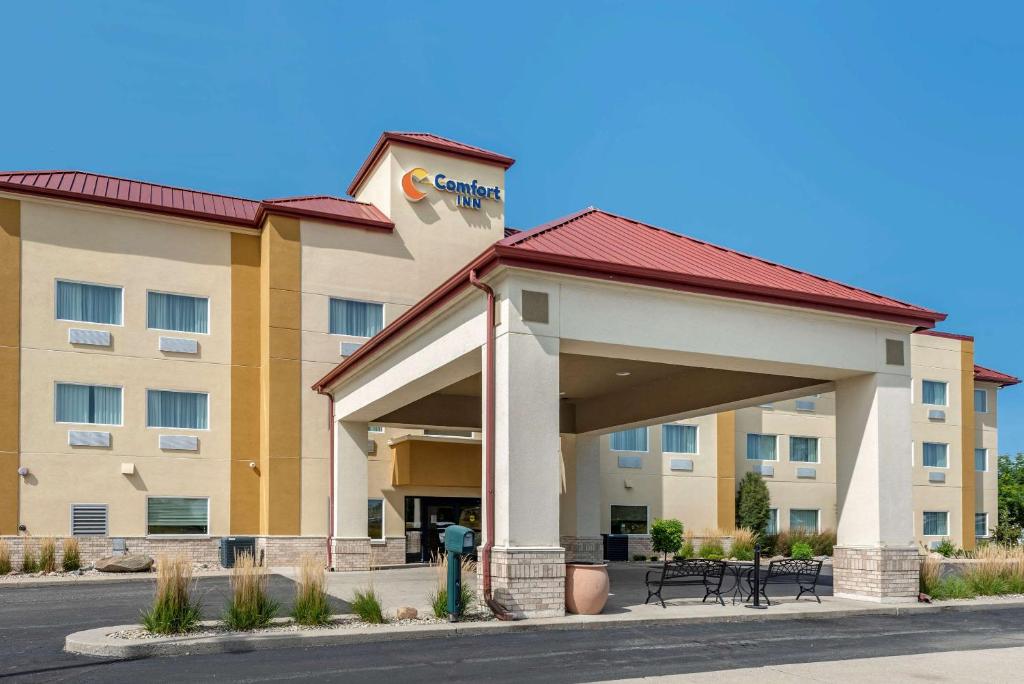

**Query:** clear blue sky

left=4, top=2, right=1022, bottom=453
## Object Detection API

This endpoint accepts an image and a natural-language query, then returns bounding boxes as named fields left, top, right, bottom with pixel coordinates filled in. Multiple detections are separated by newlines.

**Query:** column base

left=487, top=546, right=565, bottom=619
left=833, top=545, right=921, bottom=602
left=560, top=536, right=603, bottom=563
left=329, top=537, right=371, bottom=571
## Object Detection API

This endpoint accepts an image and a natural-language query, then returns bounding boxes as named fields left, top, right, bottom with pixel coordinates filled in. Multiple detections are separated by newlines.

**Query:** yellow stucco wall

left=716, top=411, right=735, bottom=530
left=230, top=233, right=261, bottom=533
left=960, top=339, right=976, bottom=551
left=0, top=198, right=20, bottom=534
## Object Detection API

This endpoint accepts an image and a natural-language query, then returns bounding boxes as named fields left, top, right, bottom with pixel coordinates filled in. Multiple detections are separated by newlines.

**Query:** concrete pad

left=274, top=564, right=444, bottom=614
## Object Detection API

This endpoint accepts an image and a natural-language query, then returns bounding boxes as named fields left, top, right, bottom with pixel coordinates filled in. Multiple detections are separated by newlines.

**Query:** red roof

left=347, top=131, right=515, bottom=196
left=918, top=330, right=974, bottom=342
left=503, top=226, right=520, bottom=239
left=974, top=364, right=1020, bottom=387
left=0, top=171, right=393, bottom=231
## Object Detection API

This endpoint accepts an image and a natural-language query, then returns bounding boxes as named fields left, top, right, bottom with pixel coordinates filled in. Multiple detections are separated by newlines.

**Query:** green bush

left=810, top=530, right=836, bottom=557
left=429, top=584, right=475, bottom=619
left=697, top=538, right=725, bottom=560
left=650, top=519, right=684, bottom=561
left=735, top=472, right=771, bottom=535
left=351, top=587, right=386, bottom=624
left=790, top=541, right=814, bottom=560
left=678, top=540, right=695, bottom=559
left=141, top=556, right=202, bottom=634
left=935, top=539, right=958, bottom=558
left=61, top=538, right=81, bottom=572
left=729, top=528, right=757, bottom=561
left=632, top=554, right=647, bottom=562
left=759, top=534, right=778, bottom=556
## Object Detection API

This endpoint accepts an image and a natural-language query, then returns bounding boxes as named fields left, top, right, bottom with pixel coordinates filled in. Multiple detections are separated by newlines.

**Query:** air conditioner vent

left=669, top=459, right=694, bottom=472
left=159, top=336, right=198, bottom=354
left=69, top=328, right=111, bottom=346
left=796, top=467, right=817, bottom=479
left=68, top=430, right=111, bottom=447
left=617, top=455, right=642, bottom=469
left=71, top=504, right=108, bottom=536
left=159, top=435, right=199, bottom=451
left=758, top=464, right=775, bottom=477
left=928, top=471, right=946, bottom=483
left=340, top=341, right=363, bottom=357
left=928, top=410, right=946, bottom=422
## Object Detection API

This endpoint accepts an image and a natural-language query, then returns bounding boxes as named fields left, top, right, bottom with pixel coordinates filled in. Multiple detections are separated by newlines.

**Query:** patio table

left=722, top=560, right=755, bottom=605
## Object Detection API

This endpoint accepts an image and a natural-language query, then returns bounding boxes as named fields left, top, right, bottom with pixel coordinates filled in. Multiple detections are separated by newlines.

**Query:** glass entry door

left=405, top=496, right=481, bottom=563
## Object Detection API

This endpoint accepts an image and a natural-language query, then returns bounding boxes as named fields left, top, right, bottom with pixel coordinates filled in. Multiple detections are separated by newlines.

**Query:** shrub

left=291, top=554, right=332, bottom=626
left=650, top=519, right=684, bottom=561
left=39, top=538, right=57, bottom=573
left=61, top=538, right=81, bottom=572
left=729, top=527, right=757, bottom=561
left=0, top=539, right=10, bottom=575
left=678, top=530, right=695, bottom=559
left=224, top=551, right=278, bottom=630
left=429, top=584, right=476, bottom=619
left=697, top=534, right=725, bottom=560
left=351, top=587, right=385, bottom=624
left=735, top=472, right=771, bottom=535
left=759, top=533, right=778, bottom=556
left=935, top=539, right=958, bottom=558
left=811, top=530, right=836, bottom=557
left=428, top=551, right=477, bottom=618
left=21, top=540, right=39, bottom=573
left=141, top=555, right=202, bottom=634
left=790, top=541, right=814, bottom=560
left=649, top=555, right=659, bottom=562
left=632, top=554, right=647, bottom=561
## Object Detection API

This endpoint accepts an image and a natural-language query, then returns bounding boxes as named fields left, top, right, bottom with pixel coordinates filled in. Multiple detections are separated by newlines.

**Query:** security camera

left=249, top=462, right=257, bottom=469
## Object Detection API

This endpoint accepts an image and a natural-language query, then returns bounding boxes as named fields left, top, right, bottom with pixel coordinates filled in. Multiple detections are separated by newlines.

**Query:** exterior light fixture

left=615, top=371, right=631, bottom=377
left=17, top=466, right=29, bottom=477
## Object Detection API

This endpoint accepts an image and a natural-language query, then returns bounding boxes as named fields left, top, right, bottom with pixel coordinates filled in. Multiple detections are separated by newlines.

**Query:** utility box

left=220, top=536, right=256, bottom=568
left=444, top=524, right=475, bottom=555
left=443, top=525, right=475, bottom=622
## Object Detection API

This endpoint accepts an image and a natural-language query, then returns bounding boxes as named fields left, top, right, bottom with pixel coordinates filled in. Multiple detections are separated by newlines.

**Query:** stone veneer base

left=833, top=545, right=921, bottom=602
left=560, top=536, right=603, bottom=563
left=487, top=546, right=566, bottom=619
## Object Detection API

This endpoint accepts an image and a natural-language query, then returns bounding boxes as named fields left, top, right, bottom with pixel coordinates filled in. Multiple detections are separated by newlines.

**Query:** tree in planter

left=736, top=471, right=772, bottom=536
left=650, top=518, right=684, bottom=562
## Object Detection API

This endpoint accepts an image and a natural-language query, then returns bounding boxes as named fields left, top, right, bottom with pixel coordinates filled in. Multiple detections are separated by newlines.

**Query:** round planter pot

left=565, top=561, right=610, bottom=615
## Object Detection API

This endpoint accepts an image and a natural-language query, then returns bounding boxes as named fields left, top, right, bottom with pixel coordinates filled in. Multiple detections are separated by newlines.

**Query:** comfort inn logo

left=400, top=167, right=502, bottom=210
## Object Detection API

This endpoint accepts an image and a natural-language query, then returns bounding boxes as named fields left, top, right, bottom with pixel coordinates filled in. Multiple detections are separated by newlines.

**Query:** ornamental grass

left=0, top=539, right=11, bottom=574
left=224, top=551, right=278, bottom=630
left=351, top=586, right=386, bottom=624
left=920, top=545, right=1024, bottom=600
left=428, top=551, right=477, bottom=618
left=291, top=554, right=332, bottom=626
left=20, top=539, right=39, bottom=573
left=39, top=538, right=58, bottom=573
left=697, top=531, right=725, bottom=560
left=727, top=527, right=758, bottom=561
left=61, top=538, right=82, bottom=572
left=141, top=555, right=202, bottom=634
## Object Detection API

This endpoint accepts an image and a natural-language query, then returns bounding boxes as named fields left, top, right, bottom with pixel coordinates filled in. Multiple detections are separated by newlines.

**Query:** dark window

left=610, top=505, right=648, bottom=534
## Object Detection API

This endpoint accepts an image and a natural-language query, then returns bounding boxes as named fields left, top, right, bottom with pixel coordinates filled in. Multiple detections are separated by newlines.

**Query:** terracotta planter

left=565, top=561, right=610, bottom=614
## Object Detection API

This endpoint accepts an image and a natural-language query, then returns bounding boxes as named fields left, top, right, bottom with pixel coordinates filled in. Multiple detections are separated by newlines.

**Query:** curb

left=2, top=572, right=234, bottom=589
left=64, top=597, right=1024, bottom=659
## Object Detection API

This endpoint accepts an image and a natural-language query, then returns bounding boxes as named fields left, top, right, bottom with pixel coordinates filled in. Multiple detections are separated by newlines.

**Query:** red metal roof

left=974, top=364, right=1020, bottom=387
left=0, top=171, right=393, bottom=231
left=918, top=330, right=974, bottom=342
left=503, top=226, right=520, bottom=239
left=347, top=131, right=515, bottom=196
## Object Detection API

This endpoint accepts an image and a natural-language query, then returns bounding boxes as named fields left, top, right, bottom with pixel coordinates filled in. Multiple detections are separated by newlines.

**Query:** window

left=975, top=513, right=989, bottom=538
left=56, top=280, right=122, bottom=325
left=975, top=448, right=988, bottom=472
left=423, top=429, right=473, bottom=438
left=662, top=424, right=697, bottom=454
left=766, top=508, right=779, bottom=535
left=147, top=291, right=209, bottom=334
left=610, top=427, right=648, bottom=452
left=923, top=442, right=949, bottom=468
left=329, top=298, right=383, bottom=337
left=789, top=509, right=819, bottom=533
left=789, top=436, right=819, bottom=463
left=746, top=434, right=777, bottom=461
left=610, top=505, right=648, bottom=534
left=922, top=380, right=948, bottom=406
left=794, top=399, right=816, bottom=412
left=368, top=499, right=384, bottom=541
left=146, top=390, right=208, bottom=429
left=55, top=383, right=122, bottom=425
left=147, top=497, right=209, bottom=535
left=923, top=511, right=949, bottom=537
left=368, top=425, right=384, bottom=434
left=974, top=389, right=988, bottom=413
left=70, top=504, right=108, bottom=536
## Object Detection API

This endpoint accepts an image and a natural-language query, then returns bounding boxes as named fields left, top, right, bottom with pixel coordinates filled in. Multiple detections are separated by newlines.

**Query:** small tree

left=650, top=518, right=683, bottom=561
left=736, top=472, right=771, bottom=536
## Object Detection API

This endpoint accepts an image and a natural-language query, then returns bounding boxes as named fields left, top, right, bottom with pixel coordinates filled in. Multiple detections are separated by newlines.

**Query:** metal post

left=447, top=549, right=461, bottom=622
left=745, top=543, right=767, bottom=609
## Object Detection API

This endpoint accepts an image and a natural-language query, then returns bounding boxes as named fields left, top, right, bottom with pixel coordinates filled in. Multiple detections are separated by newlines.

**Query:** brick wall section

left=487, top=547, right=565, bottom=619
left=329, top=537, right=372, bottom=571
left=369, top=537, right=407, bottom=567
left=833, top=546, right=921, bottom=601
left=561, top=536, right=602, bottom=562
left=256, top=536, right=327, bottom=566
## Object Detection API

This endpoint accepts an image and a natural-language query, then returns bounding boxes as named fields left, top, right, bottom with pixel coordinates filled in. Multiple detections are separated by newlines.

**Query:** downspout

left=319, top=391, right=335, bottom=570
left=469, top=269, right=513, bottom=621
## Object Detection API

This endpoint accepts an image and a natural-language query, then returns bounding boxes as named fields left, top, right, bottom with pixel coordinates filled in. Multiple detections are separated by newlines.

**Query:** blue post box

left=443, top=525, right=475, bottom=621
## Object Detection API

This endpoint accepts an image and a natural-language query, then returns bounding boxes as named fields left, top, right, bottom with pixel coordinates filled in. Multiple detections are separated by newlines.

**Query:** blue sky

left=4, top=2, right=1022, bottom=453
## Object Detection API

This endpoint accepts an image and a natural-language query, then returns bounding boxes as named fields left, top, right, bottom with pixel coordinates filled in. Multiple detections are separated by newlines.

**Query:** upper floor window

left=974, top=448, right=988, bottom=472
left=922, top=442, right=948, bottom=468
left=147, top=389, right=208, bottom=429
left=610, top=427, right=648, bottom=452
left=662, top=424, right=697, bottom=454
left=975, top=513, right=989, bottom=538
left=746, top=433, right=777, bottom=461
left=329, top=298, right=383, bottom=337
left=789, top=436, right=819, bottom=463
left=922, top=380, right=948, bottom=406
left=974, top=388, right=988, bottom=413
left=147, top=291, right=209, bottom=334
left=56, top=280, right=122, bottom=325
left=55, top=383, right=122, bottom=425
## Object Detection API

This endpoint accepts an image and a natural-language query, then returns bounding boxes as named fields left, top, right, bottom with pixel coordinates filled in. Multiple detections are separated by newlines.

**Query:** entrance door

left=405, top=496, right=481, bottom=562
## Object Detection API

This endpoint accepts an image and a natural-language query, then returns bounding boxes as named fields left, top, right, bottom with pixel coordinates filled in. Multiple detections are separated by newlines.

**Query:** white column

left=331, top=418, right=370, bottom=570
left=834, top=371, right=919, bottom=602
left=571, top=434, right=603, bottom=561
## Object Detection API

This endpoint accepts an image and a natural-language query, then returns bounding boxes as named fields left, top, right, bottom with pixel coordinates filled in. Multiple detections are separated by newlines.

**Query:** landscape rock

left=94, top=555, right=154, bottom=573
left=396, top=606, right=418, bottom=620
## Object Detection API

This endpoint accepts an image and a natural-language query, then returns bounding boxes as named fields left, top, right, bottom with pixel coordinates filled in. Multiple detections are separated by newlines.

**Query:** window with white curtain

left=974, top=448, right=988, bottom=472
left=922, top=380, right=948, bottom=406
left=974, top=389, right=988, bottom=413
left=147, top=291, right=209, bottom=334
left=329, top=298, right=383, bottom=337
left=746, top=434, right=777, bottom=461
left=147, top=497, right=209, bottom=535
left=789, top=436, right=819, bottom=463
left=923, top=511, right=949, bottom=536
left=55, top=383, right=122, bottom=425
left=662, top=424, right=697, bottom=454
left=975, top=513, right=989, bottom=538
left=610, top=427, right=648, bottom=452
left=368, top=499, right=384, bottom=540
left=923, top=442, right=948, bottom=468
left=766, top=508, right=779, bottom=535
left=789, top=509, right=819, bottom=533
left=56, top=280, right=122, bottom=325
left=146, top=390, right=208, bottom=429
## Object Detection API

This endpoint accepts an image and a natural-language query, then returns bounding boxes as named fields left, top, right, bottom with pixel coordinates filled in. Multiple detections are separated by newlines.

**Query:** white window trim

left=145, top=388, right=211, bottom=431
left=609, top=503, right=650, bottom=535
left=974, top=388, right=989, bottom=414
left=975, top=448, right=989, bottom=473
left=921, top=379, right=949, bottom=407
left=368, top=425, right=385, bottom=434
left=922, top=441, right=950, bottom=470
left=975, top=512, right=990, bottom=538
left=146, top=289, right=212, bottom=335
left=145, top=495, right=211, bottom=538
left=662, top=424, right=699, bottom=455
left=788, top=508, right=821, bottom=534
left=328, top=296, right=385, bottom=338
left=609, top=427, right=649, bottom=453
left=922, top=510, right=950, bottom=537
left=788, top=436, right=820, bottom=464
left=745, top=433, right=778, bottom=461
left=368, top=497, right=385, bottom=542
left=53, top=381, right=125, bottom=427
left=55, top=278, right=125, bottom=327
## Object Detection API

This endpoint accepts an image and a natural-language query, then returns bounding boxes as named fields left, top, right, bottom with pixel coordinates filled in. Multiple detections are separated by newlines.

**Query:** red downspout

left=320, top=392, right=335, bottom=569
left=469, top=269, right=513, bottom=621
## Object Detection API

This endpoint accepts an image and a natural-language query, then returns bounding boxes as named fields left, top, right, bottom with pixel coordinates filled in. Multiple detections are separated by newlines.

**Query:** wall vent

left=928, top=471, right=946, bottom=483
left=70, top=504, right=108, bottom=536
left=159, top=336, right=198, bottom=354
left=886, top=339, right=905, bottom=366
left=521, top=290, right=550, bottom=324
left=340, top=341, right=363, bottom=357
left=796, top=467, right=817, bottom=479
left=366, top=440, right=378, bottom=455
left=617, top=455, right=642, bottom=469
left=159, top=434, right=199, bottom=451
left=758, top=464, right=775, bottom=477
left=669, top=458, right=694, bottom=472
left=69, top=328, right=111, bottom=346
left=68, top=430, right=111, bottom=447
left=927, top=409, right=946, bottom=422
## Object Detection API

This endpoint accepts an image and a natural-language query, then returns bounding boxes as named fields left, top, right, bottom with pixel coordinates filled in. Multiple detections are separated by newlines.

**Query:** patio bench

left=743, top=558, right=824, bottom=605
left=644, top=558, right=727, bottom=608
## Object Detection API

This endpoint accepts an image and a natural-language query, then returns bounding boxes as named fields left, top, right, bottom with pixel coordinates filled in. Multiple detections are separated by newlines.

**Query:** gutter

left=318, top=391, right=335, bottom=569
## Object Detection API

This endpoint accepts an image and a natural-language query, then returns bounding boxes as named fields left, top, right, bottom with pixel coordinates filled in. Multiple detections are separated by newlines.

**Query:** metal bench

left=743, top=558, right=824, bottom=605
left=644, top=558, right=727, bottom=608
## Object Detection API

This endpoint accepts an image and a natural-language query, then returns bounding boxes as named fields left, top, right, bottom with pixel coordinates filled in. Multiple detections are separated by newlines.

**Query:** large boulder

left=94, top=554, right=154, bottom=573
